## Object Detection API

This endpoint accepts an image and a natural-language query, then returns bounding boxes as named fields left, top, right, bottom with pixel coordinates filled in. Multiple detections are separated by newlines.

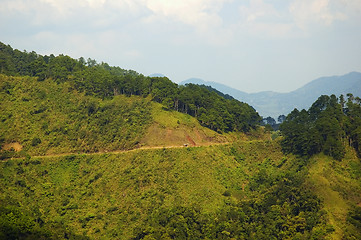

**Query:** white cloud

left=236, top=0, right=295, bottom=38
left=0, top=0, right=148, bottom=27
left=4, top=0, right=228, bottom=32
left=234, top=0, right=359, bottom=38
left=2, top=0, right=358, bottom=29
left=339, top=0, right=361, bottom=12
left=138, top=0, right=238, bottom=46
left=289, top=0, right=347, bottom=30
left=85, top=0, right=106, bottom=8
left=144, top=0, right=226, bottom=31
left=239, top=0, right=280, bottom=23
left=2, top=0, right=360, bottom=47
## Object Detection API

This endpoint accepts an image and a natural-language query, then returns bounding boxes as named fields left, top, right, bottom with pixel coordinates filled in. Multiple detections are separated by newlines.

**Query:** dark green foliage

left=0, top=203, right=89, bottom=239
left=31, top=137, right=41, bottom=146
left=200, top=84, right=235, bottom=100
left=0, top=204, right=44, bottom=239
left=178, top=84, right=261, bottom=132
left=0, top=41, right=260, bottom=134
left=344, top=206, right=361, bottom=239
left=280, top=94, right=361, bottom=159
left=347, top=206, right=361, bottom=230
left=263, top=116, right=276, bottom=126
left=261, top=116, right=281, bottom=131
left=133, top=169, right=325, bottom=240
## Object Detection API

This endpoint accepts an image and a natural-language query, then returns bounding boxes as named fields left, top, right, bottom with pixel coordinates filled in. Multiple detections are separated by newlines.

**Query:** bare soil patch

left=3, top=142, right=23, bottom=151
left=186, top=135, right=196, bottom=146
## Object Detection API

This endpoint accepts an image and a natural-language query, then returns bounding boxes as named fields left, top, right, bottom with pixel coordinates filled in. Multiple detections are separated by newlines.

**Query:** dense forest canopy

left=0, top=42, right=261, bottom=133
left=280, top=94, right=361, bottom=159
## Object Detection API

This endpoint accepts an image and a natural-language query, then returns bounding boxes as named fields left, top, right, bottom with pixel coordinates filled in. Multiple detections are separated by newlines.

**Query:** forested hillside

left=280, top=94, right=361, bottom=160
left=0, top=74, right=153, bottom=157
left=0, top=141, right=335, bottom=239
left=0, top=74, right=229, bottom=158
left=0, top=42, right=261, bottom=133
left=277, top=94, right=361, bottom=239
left=1, top=42, right=361, bottom=240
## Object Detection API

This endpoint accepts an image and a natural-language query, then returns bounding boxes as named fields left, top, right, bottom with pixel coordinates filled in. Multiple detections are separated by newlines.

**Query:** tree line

left=279, top=94, right=361, bottom=160
left=0, top=42, right=261, bottom=133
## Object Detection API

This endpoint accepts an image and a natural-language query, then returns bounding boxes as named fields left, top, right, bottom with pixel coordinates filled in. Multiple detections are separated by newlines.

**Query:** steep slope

left=140, top=102, right=227, bottom=147
left=0, top=74, right=225, bottom=158
left=306, top=149, right=361, bottom=239
left=0, top=41, right=261, bottom=134
left=279, top=93, right=361, bottom=239
left=0, top=74, right=150, bottom=156
left=181, top=72, right=361, bottom=118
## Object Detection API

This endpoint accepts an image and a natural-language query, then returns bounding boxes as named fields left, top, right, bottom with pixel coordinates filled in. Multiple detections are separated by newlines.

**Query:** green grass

left=139, top=101, right=227, bottom=147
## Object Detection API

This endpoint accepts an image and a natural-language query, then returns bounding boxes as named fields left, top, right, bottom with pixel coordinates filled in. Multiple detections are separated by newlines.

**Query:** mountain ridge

left=180, top=72, right=361, bottom=118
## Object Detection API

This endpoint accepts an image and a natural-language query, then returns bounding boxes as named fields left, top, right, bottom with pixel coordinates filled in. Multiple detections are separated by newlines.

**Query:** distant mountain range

left=148, top=73, right=166, bottom=77
left=180, top=72, right=361, bottom=119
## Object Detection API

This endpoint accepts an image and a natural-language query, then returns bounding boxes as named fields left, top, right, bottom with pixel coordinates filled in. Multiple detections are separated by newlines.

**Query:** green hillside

left=0, top=42, right=261, bottom=133
left=1, top=42, right=361, bottom=239
left=0, top=140, right=339, bottom=239
left=2, top=140, right=361, bottom=239
left=0, top=74, right=229, bottom=158
left=306, top=149, right=361, bottom=239
left=0, top=74, right=151, bottom=156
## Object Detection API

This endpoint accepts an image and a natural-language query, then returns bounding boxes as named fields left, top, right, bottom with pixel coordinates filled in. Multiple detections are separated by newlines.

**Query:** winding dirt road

left=3, top=142, right=230, bottom=160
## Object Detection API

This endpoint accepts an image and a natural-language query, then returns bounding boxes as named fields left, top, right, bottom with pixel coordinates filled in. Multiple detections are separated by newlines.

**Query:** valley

left=181, top=72, right=361, bottom=119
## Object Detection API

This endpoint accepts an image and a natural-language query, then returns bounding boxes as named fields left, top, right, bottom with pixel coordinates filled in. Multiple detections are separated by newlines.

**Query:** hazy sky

left=1, top=0, right=361, bottom=93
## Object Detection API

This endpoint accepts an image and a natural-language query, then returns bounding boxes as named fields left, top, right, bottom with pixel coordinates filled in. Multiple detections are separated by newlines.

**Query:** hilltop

left=0, top=74, right=228, bottom=158
left=0, top=42, right=261, bottom=134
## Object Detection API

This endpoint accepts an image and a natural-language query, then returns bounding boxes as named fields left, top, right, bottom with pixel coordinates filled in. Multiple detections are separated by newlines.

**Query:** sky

left=1, top=0, right=361, bottom=93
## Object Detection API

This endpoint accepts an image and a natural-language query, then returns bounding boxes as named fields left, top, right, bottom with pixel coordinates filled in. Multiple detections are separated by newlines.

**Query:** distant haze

left=1, top=0, right=361, bottom=93
left=181, top=72, right=361, bottom=118
left=148, top=73, right=166, bottom=78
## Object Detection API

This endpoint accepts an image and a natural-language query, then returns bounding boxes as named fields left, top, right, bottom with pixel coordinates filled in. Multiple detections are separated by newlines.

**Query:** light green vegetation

left=0, top=75, right=152, bottom=156
left=0, top=74, right=226, bottom=159
left=306, top=147, right=361, bottom=239
left=1, top=42, right=361, bottom=239
left=0, top=41, right=262, bottom=134
left=0, top=140, right=332, bottom=239
left=140, top=102, right=227, bottom=147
